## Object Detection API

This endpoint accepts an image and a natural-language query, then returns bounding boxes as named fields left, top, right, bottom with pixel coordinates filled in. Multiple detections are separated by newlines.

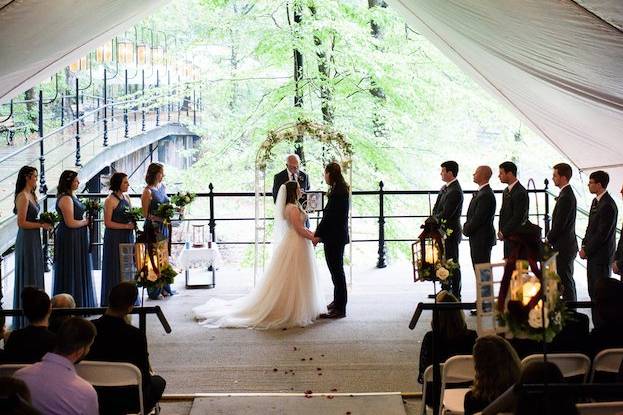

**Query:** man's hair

left=54, top=317, right=96, bottom=356
left=589, top=170, right=609, bottom=189
left=109, top=282, right=139, bottom=311
left=21, top=287, right=50, bottom=323
left=441, top=161, right=459, bottom=177
left=553, top=163, right=572, bottom=181
left=51, top=293, right=76, bottom=309
left=499, top=161, right=518, bottom=176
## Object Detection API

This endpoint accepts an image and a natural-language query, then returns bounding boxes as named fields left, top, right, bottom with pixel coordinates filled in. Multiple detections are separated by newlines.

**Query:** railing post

left=155, top=69, right=160, bottom=126
left=43, top=197, right=50, bottom=272
left=103, top=69, right=108, bottom=146
left=124, top=69, right=129, bottom=138
left=0, top=254, right=3, bottom=309
left=377, top=180, right=387, bottom=268
left=38, top=90, right=47, bottom=195
left=193, top=88, right=196, bottom=126
left=141, top=69, right=146, bottom=132
left=544, top=178, right=550, bottom=235
left=167, top=70, right=171, bottom=122
left=208, top=183, right=216, bottom=244
left=60, top=95, right=65, bottom=126
left=74, top=78, right=82, bottom=167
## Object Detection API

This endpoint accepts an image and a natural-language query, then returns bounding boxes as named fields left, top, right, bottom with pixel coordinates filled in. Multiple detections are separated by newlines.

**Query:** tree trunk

left=368, top=0, right=387, bottom=138
left=309, top=5, right=334, bottom=125
left=290, top=1, right=305, bottom=163
left=25, top=88, right=36, bottom=133
left=229, top=1, right=240, bottom=111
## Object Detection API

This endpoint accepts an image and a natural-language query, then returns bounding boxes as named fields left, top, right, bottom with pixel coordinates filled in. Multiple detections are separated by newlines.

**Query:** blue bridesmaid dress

left=53, top=195, right=96, bottom=307
left=13, top=200, right=45, bottom=328
left=101, top=195, right=135, bottom=306
left=144, top=185, right=173, bottom=299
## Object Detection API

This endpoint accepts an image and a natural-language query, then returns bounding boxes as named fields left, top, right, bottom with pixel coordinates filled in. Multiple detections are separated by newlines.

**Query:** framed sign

left=304, top=191, right=323, bottom=213
left=119, top=243, right=136, bottom=282
left=474, top=262, right=506, bottom=336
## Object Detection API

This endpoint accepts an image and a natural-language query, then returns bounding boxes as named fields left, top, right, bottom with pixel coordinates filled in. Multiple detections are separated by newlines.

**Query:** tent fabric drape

left=387, top=0, right=623, bottom=187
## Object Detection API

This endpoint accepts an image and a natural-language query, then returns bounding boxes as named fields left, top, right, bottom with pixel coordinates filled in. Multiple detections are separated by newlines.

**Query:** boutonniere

left=554, top=196, right=559, bottom=202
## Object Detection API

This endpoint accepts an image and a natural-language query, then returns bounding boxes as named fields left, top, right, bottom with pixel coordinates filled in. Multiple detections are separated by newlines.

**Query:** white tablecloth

left=176, top=244, right=222, bottom=269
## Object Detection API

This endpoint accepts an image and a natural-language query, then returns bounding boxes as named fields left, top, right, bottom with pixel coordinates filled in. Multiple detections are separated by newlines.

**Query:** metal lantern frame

left=412, top=216, right=445, bottom=282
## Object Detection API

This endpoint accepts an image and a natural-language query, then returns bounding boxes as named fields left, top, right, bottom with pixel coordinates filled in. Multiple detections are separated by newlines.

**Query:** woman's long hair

left=285, top=181, right=299, bottom=206
left=57, top=170, right=78, bottom=197
left=471, top=335, right=521, bottom=402
left=325, top=162, right=349, bottom=195
left=13, top=166, right=38, bottom=214
left=145, top=162, right=164, bottom=186
left=432, top=290, right=468, bottom=340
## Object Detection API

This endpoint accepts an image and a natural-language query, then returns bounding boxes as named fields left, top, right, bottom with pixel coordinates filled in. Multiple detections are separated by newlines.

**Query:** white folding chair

left=0, top=364, right=29, bottom=377
left=76, top=361, right=144, bottom=415
left=589, top=348, right=623, bottom=382
left=521, top=353, right=591, bottom=382
left=576, top=401, right=623, bottom=415
left=421, top=363, right=445, bottom=415
left=439, top=355, right=475, bottom=415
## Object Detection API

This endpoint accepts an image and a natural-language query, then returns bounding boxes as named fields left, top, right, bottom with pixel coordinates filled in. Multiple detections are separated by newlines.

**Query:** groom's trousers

left=324, top=241, right=347, bottom=313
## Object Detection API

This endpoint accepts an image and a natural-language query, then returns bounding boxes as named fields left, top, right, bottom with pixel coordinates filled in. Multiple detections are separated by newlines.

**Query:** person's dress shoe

left=319, top=310, right=346, bottom=319
left=327, top=302, right=336, bottom=311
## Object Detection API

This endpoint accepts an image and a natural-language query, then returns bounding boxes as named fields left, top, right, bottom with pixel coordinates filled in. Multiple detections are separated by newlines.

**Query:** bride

left=192, top=181, right=325, bottom=329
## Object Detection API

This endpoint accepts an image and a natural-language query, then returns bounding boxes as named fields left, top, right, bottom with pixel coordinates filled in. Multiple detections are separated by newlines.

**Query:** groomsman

left=432, top=161, right=464, bottom=299
left=580, top=170, right=618, bottom=304
left=613, top=183, right=623, bottom=277
left=546, top=163, right=578, bottom=301
left=498, top=161, right=529, bottom=258
left=463, top=165, right=496, bottom=268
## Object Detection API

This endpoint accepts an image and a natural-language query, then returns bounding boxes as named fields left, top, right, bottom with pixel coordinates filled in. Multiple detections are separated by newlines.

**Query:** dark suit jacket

left=432, top=180, right=464, bottom=240
left=315, top=189, right=349, bottom=245
left=615, top=225, right=623, bottom=271
left=547, top=185, right=578, bottom=256
left=4, top=325, right=56, bottom=363
left=582, top=191, right=618, bottom=264
left=463, top=184, right=496, bottom=252
left=499, top=181, right=529, bottom=238
left=272, top=169, right=310, bottom=202
left=87, top=315, right=151, bottom=386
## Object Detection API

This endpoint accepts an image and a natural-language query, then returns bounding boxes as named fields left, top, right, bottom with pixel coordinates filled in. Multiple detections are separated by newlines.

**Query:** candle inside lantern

left=522, top=276, right=541, bottom=306
left=424, top=241, right=439, bottom=264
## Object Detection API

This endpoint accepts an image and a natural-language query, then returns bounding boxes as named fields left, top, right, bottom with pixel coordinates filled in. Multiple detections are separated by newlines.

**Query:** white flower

left=184, top=196, right=191, bottom=203
left=528, top=305, right=550, bottom=329
left=436, top=267, right=450, bottom=281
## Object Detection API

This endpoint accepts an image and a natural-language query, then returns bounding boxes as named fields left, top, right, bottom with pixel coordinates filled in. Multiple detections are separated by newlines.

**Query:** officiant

left=273, top=154, right=310, bottom=226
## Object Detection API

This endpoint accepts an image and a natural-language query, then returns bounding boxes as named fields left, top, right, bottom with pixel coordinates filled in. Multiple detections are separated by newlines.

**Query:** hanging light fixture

left=69, top=55, right=90, bottom=73
left=137, top=43, right=149, bottom=66
left=151, top=45, right=164, bottom=65
left=117, top=39, right=134, bottom=65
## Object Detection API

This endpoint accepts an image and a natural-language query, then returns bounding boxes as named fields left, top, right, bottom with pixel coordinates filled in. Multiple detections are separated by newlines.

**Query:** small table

left=177, top=243, right=222, bottom=289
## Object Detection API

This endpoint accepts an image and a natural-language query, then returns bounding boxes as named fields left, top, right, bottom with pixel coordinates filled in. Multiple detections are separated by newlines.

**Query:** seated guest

left=4, top=288, right=55, bottom=363
left=418, top=290, right=477, bottom=407
left=589, top=277, right=623, bottom=357
left=49, top=293, right=76, bottom=333
left=464, top=335, right=521, bottom=415
left=14, top=317, right=98, bottom=415
left=0, top=377, right=40, bottom=415
left=482, top=361, right=577, bottom=415
left=0, top=313, right=6, bottom=362
left=87, top=282, right=166, bottom=414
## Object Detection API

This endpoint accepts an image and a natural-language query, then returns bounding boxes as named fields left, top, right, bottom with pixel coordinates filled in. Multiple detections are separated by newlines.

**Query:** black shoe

left=327, top=302, right=336, bottom=311
left=319, top=310, right=346, bottom=319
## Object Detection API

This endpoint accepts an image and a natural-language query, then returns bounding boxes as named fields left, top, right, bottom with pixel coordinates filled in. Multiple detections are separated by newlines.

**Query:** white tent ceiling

left=1, top=0, right=623, bottom=189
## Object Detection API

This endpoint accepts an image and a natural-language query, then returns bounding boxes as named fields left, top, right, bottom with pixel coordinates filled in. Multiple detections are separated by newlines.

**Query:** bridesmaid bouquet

left=81, top=198, right=102, bottom=253
left=39, top=211, right=61, bottom=238
left=154, top=203, right=176, bottom=226
left=171, top=191, right=196, bottom=208
left=125, top=207, right=145, bottom=231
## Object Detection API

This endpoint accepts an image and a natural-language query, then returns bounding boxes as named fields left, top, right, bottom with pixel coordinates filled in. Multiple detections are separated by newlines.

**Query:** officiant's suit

left=547, top=185, right=578, bottom=301
left=582, top=191, right=617, bottom=301
left=432, top=180, right=464, bottom=299
left=315, top=188, right=349, bottom=315
left=272, top=169, right=310, bottom=202
left=499, top=181, right=529, bottom=258
left=462, top=184, right=496, bottom=268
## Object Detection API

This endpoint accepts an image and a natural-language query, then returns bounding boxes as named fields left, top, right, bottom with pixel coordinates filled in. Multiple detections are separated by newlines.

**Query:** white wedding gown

left=192, top=195, right=325, bottom=329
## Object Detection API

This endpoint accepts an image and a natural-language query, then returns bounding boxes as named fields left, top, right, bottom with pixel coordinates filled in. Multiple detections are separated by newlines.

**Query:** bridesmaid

left=53, top=170, right=96, bottom=307
left=141, top=162, right=174, bottom=299
left=101, top=172, right=135, bottom=306
left=13, top=166, right=51, bottom=328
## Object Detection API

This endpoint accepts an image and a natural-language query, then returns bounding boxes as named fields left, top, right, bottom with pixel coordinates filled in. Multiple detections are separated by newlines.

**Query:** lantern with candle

left=134, top=231, right=177, bottom=289
left=412, top=216, right=458, bottom=283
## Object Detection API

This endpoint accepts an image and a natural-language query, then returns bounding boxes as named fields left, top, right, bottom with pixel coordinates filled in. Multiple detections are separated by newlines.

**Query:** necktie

left=590, top=198, right=598, bottom=213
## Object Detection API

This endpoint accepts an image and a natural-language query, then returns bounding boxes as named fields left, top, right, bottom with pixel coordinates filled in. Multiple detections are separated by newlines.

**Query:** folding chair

left=421, top=363, right=445, bottom=415
left=0, top=364, right=29, bottom=378
left=439, top=355, right=475, bottom=415
left=521, top=353, right=591, bottom=382
left=589, top=348, right=623, bottom=383
left=576, top=401, right=623, bottom=415
left=76, top=361, right=144, bottom=415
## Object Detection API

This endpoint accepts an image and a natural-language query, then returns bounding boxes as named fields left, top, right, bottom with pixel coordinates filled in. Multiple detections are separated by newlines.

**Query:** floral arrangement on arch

left=256, top=120, right=353, bottom=171
left=496, top=229, right=566, bottom=342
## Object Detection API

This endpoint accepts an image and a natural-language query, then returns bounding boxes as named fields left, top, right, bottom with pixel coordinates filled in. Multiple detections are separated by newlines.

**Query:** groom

left=314, top=162, right=350, bottom=319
